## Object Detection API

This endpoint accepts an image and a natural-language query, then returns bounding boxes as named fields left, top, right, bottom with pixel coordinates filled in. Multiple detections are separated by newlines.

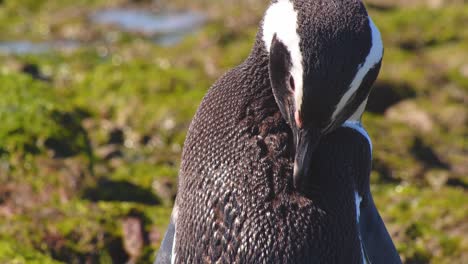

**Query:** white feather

left=348, top=98, right=368, bottom=122
left=354, top=191, right=363, bottom=222
left=262, top=0, right=304, bottom=112
left=355, top=192, right=367, bottom=264
left=332, top=17, right=383, bottom=120
left=171, top=206, right=179, bottom=264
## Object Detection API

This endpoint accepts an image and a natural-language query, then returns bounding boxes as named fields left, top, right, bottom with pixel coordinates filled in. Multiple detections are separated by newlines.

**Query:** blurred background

left=0, top=0, right=466, bottom=263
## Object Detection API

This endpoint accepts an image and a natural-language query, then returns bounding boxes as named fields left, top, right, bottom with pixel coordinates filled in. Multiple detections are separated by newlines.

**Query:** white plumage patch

left=332, top=17, right=383, bottom=120
left=348, top=98, right=368, bottom=122
left=354, top=191, right=363, bottom=221
left=171, top=206, right=179, bottom=264
left=355, top=192, right=367, bottom=264
left=262, top=0, right=304, bottom=112
left=171, top=231, right=177, bottom=264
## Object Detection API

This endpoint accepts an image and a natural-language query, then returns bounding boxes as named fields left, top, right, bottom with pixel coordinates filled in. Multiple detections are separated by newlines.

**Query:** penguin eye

left=289, top=76, right=295, bottom=92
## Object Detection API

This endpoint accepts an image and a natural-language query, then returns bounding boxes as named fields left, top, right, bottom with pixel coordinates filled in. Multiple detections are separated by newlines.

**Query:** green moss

left=111, top=162, right=178, bottom=186
left=0, top=0, right=113, bottom=40
left=373, top=6, right=468, bottom=50
left=440, top=236, right=462, bottom=257
left=70, top=57, right=208, bottom=133
left=448, top=69, right=468, bottom=90
left=0, top=239, right=62, bottom=264
left=372, top=184, right=468, bottom=263
left=0, top=73, right=89, bottom=158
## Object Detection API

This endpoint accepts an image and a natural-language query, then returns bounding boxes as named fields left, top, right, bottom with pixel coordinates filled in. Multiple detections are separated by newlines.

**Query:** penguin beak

left=292, top=127, right=321, bottom=191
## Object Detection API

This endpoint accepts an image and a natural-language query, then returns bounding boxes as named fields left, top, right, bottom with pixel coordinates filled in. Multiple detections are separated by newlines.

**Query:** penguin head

left=261, top=0, right=383, bottom=190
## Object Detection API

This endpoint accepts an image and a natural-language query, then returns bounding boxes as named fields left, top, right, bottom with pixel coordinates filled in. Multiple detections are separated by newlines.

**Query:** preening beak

left=292, top=126, right=321, bottom=191
left=267, top=34, right=324, bottom=191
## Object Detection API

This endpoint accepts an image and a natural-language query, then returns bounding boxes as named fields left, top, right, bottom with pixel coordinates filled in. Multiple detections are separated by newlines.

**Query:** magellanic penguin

left=156, top=0, right=401, bottom=263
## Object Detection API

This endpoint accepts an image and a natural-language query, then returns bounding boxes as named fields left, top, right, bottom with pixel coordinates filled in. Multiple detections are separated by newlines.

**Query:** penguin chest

left=175, top=188, right=363, bottom=263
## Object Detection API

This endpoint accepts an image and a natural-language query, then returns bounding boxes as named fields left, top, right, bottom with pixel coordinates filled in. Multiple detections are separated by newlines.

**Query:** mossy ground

left=0, top=0, right=466, bottom=263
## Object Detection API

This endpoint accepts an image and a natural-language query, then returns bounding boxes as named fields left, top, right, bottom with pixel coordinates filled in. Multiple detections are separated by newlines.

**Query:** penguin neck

left=243, top=36, right=271, bottom=81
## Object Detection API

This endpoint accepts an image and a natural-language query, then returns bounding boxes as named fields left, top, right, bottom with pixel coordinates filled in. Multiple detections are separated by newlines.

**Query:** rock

left=124, top=128, right=140, bottom=149
left=0, top=204, right=13, bottom=218
left=436, top=105, right=467, bottom=130
left=0, top=185, right=14, bottom=217
left=460, top=64, right=468, bottom=78
left=425, top=169, right=449, bottom=190
left=162, top=117, right=176, bottom=131
left=122, top=216, right=145, bottom=262
left=140, top=134, right=164, bottom=148
left=96, top=144, right=122, bottom=160
left=385, top=101, right=434, bottom=133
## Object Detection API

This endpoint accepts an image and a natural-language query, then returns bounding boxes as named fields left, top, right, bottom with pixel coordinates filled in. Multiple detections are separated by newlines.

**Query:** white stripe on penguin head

left=263, top=0, right=304, bottom=113
left=332, top=17, right=383, bottom=120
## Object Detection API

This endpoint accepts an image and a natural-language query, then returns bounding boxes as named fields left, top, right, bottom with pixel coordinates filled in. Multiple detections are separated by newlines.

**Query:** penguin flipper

left=154, top=210, right=176, bottom=264
left=359, top=192, right=402, bottom=264
left=340, top=122, right=401, bottom=263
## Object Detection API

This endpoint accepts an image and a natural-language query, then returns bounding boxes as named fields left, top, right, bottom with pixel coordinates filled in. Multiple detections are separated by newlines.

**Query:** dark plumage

left=156, top=0, right=401, bottom=263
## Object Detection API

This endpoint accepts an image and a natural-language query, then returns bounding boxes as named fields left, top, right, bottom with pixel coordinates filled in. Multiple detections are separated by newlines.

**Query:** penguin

left=156, top=0, right=401, bottom=263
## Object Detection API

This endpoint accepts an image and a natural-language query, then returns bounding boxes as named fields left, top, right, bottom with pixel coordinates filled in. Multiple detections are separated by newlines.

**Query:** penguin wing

left=359, top=191, right=402, bottom=264
left=341, top=122, right=401, bottom=263
left=154, top=209, right=177, bottom=264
